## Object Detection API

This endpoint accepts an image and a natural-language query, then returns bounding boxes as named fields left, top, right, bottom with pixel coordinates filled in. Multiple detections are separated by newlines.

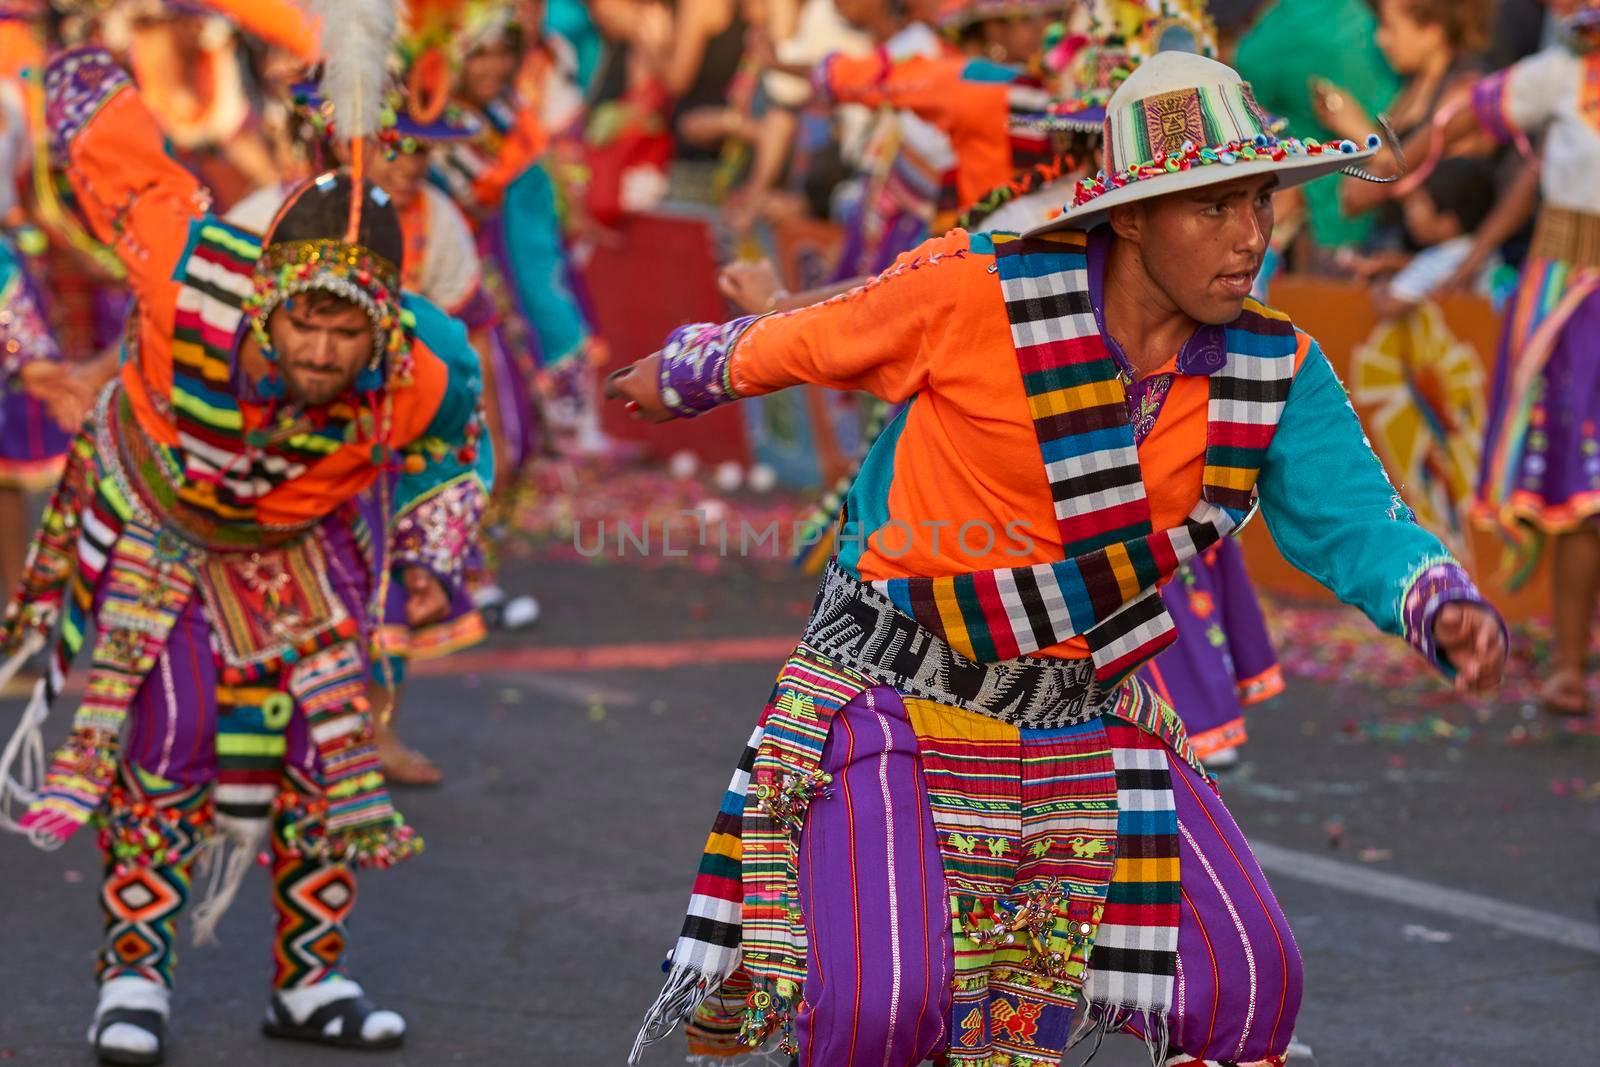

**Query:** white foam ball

left=668, top=450, right=699, bottom=480
left=747, top=463, right=777, bottom=493
left=714, top=461, right=743, bottom=492
left=694, top=498, right=729, bottom=525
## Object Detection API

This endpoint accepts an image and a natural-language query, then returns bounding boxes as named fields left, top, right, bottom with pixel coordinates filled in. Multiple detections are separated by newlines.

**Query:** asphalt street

left=1, top=557, right=1597, bottom=1066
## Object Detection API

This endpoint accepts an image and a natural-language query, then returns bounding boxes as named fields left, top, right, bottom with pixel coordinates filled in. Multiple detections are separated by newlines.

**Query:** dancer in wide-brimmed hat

left=611, top=50, right=1505, bottom=1067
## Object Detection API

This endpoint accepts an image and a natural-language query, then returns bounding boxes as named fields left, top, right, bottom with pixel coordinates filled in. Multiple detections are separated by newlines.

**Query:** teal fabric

left=1233, top=0, right=1400, bottom=250
left=1257, top=342, right=1451, bottom=643
left=837, top=402, right=911, bottom=578
left=399, top=293, right=495, bottom=507
left=959, top=59, right=1024, bottom=84
left=501, top=161, right=590, bottom=368
left=546, top=0, right=602, bottom=92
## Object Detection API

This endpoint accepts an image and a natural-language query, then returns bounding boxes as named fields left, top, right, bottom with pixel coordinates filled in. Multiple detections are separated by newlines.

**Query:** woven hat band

left=1104, top=80, right=1271, bottom=175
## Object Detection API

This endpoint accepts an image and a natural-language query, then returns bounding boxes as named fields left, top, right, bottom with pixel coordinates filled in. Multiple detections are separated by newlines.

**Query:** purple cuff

left=391, top=476, right=486, bottom=588
left=1471, top=71, right=1516, bottom=147
left=1401, top=560, right=1506, bottom=677
left=454, top=285, right=498, bottom=334
left=43, top=47, right=132, bottom=164
left=655, top=315, right=757, bottom=418
left=0, top=260, right=61, bottom=377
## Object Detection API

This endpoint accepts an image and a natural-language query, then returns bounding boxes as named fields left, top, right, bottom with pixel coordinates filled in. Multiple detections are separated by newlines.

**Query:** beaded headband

left=243, top=238, right=414, bottom=396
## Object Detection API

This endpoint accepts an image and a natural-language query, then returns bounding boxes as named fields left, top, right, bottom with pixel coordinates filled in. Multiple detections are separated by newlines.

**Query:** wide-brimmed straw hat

left=1027, top=51, right=1379, bottom=235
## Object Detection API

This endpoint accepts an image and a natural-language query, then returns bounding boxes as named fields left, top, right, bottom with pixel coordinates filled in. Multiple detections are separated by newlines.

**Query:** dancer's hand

left=17, top=362, right=95, bottom=433
left=718, top=259, right=784, bottom=314
left=604, top=355, right=675, bottom=422
left=402, top=567, right=450, bottom=627
left=1434, top=602, right=1506, bottom=693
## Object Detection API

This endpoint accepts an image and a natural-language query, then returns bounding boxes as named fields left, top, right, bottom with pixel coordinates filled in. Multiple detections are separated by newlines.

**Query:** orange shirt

left=729, top=230, right=1311, bottom=657
left=823, top=53, right=1014, bottom=212
left=59, top=68, right=453, bottom=529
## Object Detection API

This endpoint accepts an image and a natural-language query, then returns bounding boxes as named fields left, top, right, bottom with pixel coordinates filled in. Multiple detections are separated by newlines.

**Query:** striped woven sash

left=871, top=230, right=1297, bottom=683
left=167, top=219, right=360, bottom=535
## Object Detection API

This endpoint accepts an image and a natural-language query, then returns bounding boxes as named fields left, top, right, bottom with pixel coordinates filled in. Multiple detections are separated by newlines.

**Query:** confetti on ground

left=504, top=455, right=809, bottom=576
left=1262, top=594, right=1600, bottom=747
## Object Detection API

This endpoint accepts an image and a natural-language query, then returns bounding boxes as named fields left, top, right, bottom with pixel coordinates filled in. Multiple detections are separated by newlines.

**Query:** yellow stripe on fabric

left=219, top=685, right=279, bottom=705
left=172, top=388, right=244, bottom=431
left=1114, top=856, right=1181, bottom=882
left=96, top=476, right=134, bottom=521
left=931, top=580, right=975, bottom=658
left=215, top=734, right=287, bottom=757
left=904, top=697, right=1017, bottom=744
left=197, top=223, right=262, bottom=260
left=1103, top=543, right=1143, bottom=602
left=1241, top=297, right=1290, bottom=322
left=706, top=831, right=743, bottom=861
left=1028, top=378, right=1123, bottom=420
left=1203, top=464, right=1257, bottom=492
left=282, top=433, right=342, bottom=455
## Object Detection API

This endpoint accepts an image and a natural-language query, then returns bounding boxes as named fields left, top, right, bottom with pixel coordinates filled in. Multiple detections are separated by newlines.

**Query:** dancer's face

left=267, top=294, right=373, bottom=405
left=1111, top=172, right=1277, bottom=326
left=364, top=145, right=431, bottom=210
left=461, top=41, right=518, bottom=107
left=1375, top=0, right=1445, bottom=76
left=980, top=13, right=1049, bottom=65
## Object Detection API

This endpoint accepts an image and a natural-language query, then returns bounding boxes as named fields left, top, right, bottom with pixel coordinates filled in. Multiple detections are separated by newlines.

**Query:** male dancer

left=0, top=41, right=490, bottom=1065
left=612, top=51, right=1504, bottom=1067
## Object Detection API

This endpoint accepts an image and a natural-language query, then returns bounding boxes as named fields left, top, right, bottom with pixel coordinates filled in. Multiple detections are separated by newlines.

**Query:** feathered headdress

left=307, top=0, right=396, bottom=240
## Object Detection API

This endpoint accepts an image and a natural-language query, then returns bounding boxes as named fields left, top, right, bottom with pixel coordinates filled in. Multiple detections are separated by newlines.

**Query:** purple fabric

left=656, top=315, right=757, bottom=418
left=1478, top=282, right=1600, bottom=521
left=482, top=320, right=539, bottom=473
left=1141, top=540, right=1278, bottom=741
left=832, top=203, right=930, bottom=284
left=1400, top=559, right=1502, bottom=678
left=119, top=518, right=372, bottom=785
left=794, top=686, right=952, bottom=1066
left=1167, top=751, right=1303, bottom=1062
left=0, top=387, right=69, bottom=469
left=43, top=47, right=131, bottom=162
left=1471, top=70, right=1516, bottom=146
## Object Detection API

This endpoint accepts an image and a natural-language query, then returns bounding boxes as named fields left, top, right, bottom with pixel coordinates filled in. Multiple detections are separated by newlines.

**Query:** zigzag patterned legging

left=98, top=767, right=355, bottom=990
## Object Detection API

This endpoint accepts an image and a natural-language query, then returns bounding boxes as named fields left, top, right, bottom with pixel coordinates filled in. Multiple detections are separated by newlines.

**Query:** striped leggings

left=793, top=687, right=1302, bottom=1067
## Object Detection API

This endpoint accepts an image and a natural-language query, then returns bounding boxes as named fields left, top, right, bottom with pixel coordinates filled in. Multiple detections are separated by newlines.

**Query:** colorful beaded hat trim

left=1071, top=131, right=1382, bottom=209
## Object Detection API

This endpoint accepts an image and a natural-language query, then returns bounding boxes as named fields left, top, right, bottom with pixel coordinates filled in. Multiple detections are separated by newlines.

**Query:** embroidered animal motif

left=1028, top=837, right=1054, bottom=860
left=775, top=691, right=817, bottom=721
left=950, top=833, right=979, bottom=856
left=990, top=997, right=1044, bottom=1045
left=1069, top=837, right=1110, bottom=859
left=986, top=837, right=1010, bottom=858
left=958, top=1006, right=985, bottom=1046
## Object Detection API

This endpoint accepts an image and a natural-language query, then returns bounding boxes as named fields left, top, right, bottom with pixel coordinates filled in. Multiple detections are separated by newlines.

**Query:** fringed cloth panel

left=652, top=642, right=1202, bottom=1065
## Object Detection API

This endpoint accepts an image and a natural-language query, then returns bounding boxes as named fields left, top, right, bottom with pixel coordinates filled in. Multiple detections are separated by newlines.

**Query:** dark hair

left=267, top=172, right=405, bottom=277
left=1397, top=0, right=1490, bottom=53
left=1421, top=157, right=1496, bottom=234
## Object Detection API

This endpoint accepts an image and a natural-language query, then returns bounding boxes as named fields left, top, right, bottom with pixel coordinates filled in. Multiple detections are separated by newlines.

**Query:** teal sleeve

left=1256, top=341, right=1497, bottom=673
left=502, top=162, right=590, bottom=369
left=389, top=295, right=494, bottom=587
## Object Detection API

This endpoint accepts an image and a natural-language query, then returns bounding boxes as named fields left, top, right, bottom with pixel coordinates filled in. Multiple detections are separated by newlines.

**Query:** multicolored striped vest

left=165, top=219, right=369, bottom=544
left=873, top=229, right=1299, bottom=684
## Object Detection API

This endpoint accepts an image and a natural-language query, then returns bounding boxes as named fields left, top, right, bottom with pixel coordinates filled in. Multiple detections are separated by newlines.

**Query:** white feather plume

left=308, top=0, right=397, bottom=142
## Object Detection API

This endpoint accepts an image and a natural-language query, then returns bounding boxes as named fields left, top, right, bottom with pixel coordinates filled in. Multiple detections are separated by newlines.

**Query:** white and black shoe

left=90, top=976, right=169, bottom=1066
left=262, top=978, right=405, bottom=1051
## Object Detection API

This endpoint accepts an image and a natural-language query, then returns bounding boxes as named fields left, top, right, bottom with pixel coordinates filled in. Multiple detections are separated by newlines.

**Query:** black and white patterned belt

left=801, top=561, right=1110, bottom=729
